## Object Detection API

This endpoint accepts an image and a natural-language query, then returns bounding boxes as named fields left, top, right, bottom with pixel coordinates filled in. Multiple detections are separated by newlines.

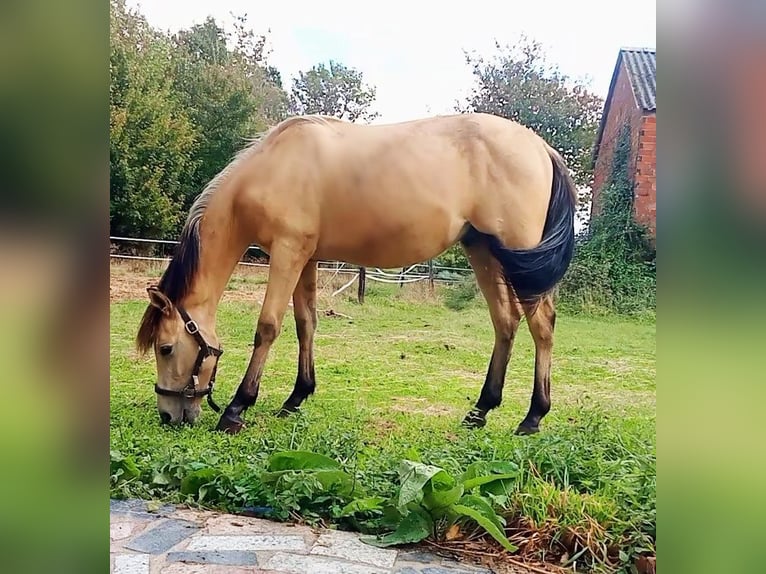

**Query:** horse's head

left=138, top=286, right=223, bottom=426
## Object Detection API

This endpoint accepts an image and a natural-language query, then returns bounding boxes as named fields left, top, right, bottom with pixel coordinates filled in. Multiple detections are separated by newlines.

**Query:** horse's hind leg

left=515, top=294, right=556, bottom=435
left=216, top=240, right=311, bottom=434
left=462, top=241, right=522, bottom=429
left=278, top=261, right=318, bottom=416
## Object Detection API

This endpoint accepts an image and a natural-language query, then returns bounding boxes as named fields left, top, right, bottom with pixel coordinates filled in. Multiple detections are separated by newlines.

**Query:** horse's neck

left=182, top=206, right=248, bottom=327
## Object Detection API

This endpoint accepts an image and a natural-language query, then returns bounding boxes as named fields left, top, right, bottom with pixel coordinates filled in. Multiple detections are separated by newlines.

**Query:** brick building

left=591, top=47, right=656, bottom=236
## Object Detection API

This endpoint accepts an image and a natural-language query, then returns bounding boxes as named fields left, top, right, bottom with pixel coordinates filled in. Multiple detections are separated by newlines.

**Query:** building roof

left=592, top=47, right=656, bottom=167
left=621, top=48, right=656, bottom=112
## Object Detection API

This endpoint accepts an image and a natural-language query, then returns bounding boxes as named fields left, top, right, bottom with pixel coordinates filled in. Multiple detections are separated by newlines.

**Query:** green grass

left=110, top=283, right=655, bottom=572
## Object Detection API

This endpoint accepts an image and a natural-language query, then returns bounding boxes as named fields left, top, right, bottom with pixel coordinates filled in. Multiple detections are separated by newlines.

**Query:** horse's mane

left=135, top=115, right=340, bottom=353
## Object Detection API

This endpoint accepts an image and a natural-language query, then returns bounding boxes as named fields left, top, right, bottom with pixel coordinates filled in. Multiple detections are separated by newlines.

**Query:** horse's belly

left=314, top=207, right=465, bottom=268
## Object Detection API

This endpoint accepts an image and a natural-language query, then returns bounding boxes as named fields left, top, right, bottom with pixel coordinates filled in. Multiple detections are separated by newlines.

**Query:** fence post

left=427, top=259, right=435, bottom=293
left=357, top=266, right=366, bottom=304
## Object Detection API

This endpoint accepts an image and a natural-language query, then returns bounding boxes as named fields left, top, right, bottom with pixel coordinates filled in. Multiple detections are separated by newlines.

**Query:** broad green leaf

left=151, top=470, right=171, bottom=485
left=110, top=455, right=139, bottom=481
left=339, top=497, right=387, bottom=517
left=181, top=468, right=219, bottom=496
left=452, top=504, right=517, bottom=552
left=267, top=450, right=340, bottom=472
left=360, top=508, right=433, bottom=548
left=480, top=477, right=516, bottom=498
left=259, top=471, right=284, bottom=486
left=486, top=492, right=509, bottom=508
left=379, top=503, right=405, bottom=530
left=312, top=470, right=355, bottom=497
left=397, top=460, right=448, bottom=512
left=422, top=471, right=464, bottom=511
left=458, top=494, right=506, bottom=529
left=261, top=466, right=356, bottom=498
left=403, top=447, right=422, bottom=462
left=462, top=473, right=518, bottom=492
left=461, top=461, right=518, bottom=483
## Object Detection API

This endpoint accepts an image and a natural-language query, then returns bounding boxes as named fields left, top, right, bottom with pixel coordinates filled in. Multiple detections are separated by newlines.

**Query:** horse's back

left=245, top=113, right=556, bottom=264
left=316, top=114, right=554, bottom=250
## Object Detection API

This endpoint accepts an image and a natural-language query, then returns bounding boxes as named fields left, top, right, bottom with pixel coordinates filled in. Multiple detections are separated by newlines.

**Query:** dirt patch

left=368, top=417, right=398, bottom=438
left=386, top=396, right=458, bottom=416
left=603, top=358, right=636, bottom=374
left=110, top=271, right=160, bottom=302
left=110, top=260, right=269, bottom=304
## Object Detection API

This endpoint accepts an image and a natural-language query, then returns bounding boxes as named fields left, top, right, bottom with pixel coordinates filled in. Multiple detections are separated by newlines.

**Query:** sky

left=126, top=0, right=656, bottom=124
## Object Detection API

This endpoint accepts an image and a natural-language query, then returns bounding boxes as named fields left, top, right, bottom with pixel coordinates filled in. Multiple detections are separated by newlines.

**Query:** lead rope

left=206, top=359, right=222, bottom=413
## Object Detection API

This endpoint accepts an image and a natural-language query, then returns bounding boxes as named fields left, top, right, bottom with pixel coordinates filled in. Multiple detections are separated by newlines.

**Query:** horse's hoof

left=276, top=406, right=296, bottom=418
left=462, top=410, right=487, bottom=429
left=515, top=424, right=539, bottom=436
left=216, top=414, right=245, bottom=434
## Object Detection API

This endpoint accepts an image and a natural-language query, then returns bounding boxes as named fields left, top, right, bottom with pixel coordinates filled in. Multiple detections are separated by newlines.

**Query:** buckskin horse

left=136, top=113, right=577, bottom=435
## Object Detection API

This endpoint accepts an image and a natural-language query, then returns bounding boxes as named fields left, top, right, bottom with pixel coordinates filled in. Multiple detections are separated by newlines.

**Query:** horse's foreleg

left=278, top=261, right=318, bottom=416
left=215, top=241, right=311, bottom=434
left=461, top=241, right=522, bottom=429
left=516, top=295, right=556, bottom=435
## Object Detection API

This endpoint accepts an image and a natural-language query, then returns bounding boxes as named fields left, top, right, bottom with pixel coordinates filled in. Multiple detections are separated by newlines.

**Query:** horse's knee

left=496, top=318, right=520, bottom=345
left=295, top=316, right=314, bottom=340
left=255, top=320, right=279, bottom=347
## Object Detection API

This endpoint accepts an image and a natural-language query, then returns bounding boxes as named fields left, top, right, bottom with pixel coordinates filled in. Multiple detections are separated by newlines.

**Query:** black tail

left=462, top=147, right=577, bottom=302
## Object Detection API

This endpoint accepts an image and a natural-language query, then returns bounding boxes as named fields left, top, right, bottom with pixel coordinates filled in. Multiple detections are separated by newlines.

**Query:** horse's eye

left=159, top=344, right=173, bottom=356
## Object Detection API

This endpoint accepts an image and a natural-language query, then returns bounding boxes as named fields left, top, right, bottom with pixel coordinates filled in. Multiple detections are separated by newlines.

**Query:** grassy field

left=110, top=263, right=655, bottom=572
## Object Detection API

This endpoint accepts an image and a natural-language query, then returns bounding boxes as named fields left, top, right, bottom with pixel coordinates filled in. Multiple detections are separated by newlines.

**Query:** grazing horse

left=136, top=113, right=576, bottom=435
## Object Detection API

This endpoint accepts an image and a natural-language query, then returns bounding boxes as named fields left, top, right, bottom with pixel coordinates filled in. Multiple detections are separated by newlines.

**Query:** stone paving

left=110, top=499, right=527, bottom=574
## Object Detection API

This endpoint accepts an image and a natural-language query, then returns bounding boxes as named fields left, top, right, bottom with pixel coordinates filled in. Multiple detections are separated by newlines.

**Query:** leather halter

left=154, top=306, right=223, bottom=413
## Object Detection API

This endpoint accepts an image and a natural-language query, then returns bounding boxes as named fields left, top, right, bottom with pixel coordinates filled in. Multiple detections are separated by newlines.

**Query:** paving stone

left=112, top=520, right=152, bottom=542
left=125, top=520, right=200, bottom=554
left=170, top=508, right=218, bottom=525
left=187, top=534, right=307, bottom=552
left=310, top=529, right=398, bottom=568
left=204, top=514, right=316, bottom=539
left=159, top=564, right=255, bottom=574
left=111, top=499, right=147, bottom=513
left=111, top=499, right=176, bottom=519
left=420, top=566, right=492, bottom=574
left=397, top=551, right=442, bottom=564
left=263, top=551, right=390, bottom=574
left=111, top=503, right=515, bottom=574
left=166, top=550, right=258, bottom=566
left=436, top=558, right=493, bottom=573
left=114, top=554, right=150, bottom=574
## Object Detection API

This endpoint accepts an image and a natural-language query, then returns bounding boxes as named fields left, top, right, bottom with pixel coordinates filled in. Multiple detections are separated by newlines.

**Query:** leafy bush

left=558, top=123, right=655, bottom=315
left=443, top=276, right=479, bottom=311
left=353, top=459, right=518, bottom=551
left=434, top=244, right=470, bottom=270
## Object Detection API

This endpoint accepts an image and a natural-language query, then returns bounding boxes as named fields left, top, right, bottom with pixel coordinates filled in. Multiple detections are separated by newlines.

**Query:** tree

left=461, top=36, right=603, bottom=201
left=170, top=14, right=288, bottom=211
left=110, top=1, right=289, bottom=238
left=110, top=0, right=197, bottom=238
left=290, top=60, right=379, bottom=122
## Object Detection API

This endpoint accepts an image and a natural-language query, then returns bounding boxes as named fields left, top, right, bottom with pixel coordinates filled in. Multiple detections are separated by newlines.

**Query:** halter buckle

left=183, top=376, right=199, bottom=399
left=185, top=320, right=200, bottom=335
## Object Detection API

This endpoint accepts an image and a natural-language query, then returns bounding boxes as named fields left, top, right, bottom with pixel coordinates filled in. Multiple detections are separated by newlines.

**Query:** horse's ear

left=147, top=286, right=173, bottom=316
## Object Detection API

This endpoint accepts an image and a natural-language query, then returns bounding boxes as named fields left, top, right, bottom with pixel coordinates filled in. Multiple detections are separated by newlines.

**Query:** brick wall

left=634, top=114, right=656, bottom=235
left=591, top=61, right=642, bottom=217
left=591, top=60, right=656, bottom=237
